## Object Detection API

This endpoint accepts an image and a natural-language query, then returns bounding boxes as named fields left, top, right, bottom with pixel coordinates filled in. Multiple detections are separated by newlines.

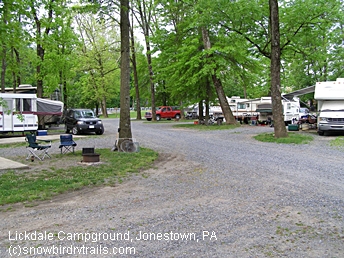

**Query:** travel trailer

left=186, top=95, right=301, bottom=125
left=281, top=95, right=301, bottom=124
left=314, top=78, right=344, bottom=135
left=239, top=96, right=300, bottom=125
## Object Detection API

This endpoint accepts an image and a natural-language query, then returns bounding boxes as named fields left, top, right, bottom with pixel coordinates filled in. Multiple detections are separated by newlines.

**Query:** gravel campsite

left=0, top=119, right=343, bottom=257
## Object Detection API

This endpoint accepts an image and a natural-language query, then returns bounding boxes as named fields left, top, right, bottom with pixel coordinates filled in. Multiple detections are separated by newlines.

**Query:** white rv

left=281, top=95, right=301, bottom=124
left=0, top=93, right=39, bottom=133
left=239, top=96, right=300, bottom=125
left=314, top=78, right=344, bottom=135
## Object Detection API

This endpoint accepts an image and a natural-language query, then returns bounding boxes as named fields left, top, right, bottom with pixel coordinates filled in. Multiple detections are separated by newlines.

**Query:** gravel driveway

left=0, top=119, right=343, bottom=257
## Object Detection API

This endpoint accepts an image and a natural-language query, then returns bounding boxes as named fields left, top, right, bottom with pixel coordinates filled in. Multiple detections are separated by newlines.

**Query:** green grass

left=254, top=132, right=314, bottom=144
left=330, top=136, right=344, bottom=149
left=173, top=122, right=241, bottom=130
left=0, top=142, right=27, bottom=149
left=0, top=148, right=158, bottom=206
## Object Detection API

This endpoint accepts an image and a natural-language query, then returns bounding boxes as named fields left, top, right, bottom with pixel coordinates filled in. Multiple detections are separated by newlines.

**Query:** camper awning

left=282, top=85, right=315, bottom=99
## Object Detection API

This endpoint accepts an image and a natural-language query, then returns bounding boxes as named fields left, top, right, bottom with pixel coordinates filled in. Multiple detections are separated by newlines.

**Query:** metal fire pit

left=82, top=148, right=100, bottom=163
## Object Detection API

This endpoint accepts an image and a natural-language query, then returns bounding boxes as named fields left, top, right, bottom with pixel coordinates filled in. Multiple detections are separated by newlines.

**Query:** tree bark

left=119, top=0, right=133, bottom=140
left=201, top=27, right=236, bottom=124
left=269, top=0, right=287, bottom=137
left=130, top=13, right=142, bottom=120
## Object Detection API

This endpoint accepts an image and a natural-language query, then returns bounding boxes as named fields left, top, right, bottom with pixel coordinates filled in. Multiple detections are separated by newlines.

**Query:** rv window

left=237, top=103, right=246, bottom=109
left=23, top=99, right=31, bottom=111
left=16, top=99, right=31, bottom=111
left=4, top=99, right=12, bottom=112
left=15, top=99, right=21, bottom=111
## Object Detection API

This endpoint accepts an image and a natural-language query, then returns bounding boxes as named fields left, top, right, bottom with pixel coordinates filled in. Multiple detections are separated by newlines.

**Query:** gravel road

left=0, top=119, right=343, bottom=257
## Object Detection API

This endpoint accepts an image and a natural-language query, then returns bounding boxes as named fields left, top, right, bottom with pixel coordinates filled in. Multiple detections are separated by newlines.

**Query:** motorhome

left=314, top=78, right=344, bottom=135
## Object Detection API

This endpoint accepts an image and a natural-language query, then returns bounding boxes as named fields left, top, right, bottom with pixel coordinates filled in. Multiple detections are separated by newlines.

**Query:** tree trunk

left=145, top=38, right=156, bottom=121
left=269, top=0, right=287, bottom=138
left=12, top=47, right=21, bottom=88
left=198, top=100, right=204, bottom=124
left=1, top=47, right=6, bottom=93
left=1, top=0, right=8, bottom=93
left=205, top=79, right=211, bottom=125
left=201, top=27, right=236, bottom=125
left=130, top=15, right=142, bottom=120
left=135, top=0, right=156, bottom=120
left=118, top=0, right=133, bottom=141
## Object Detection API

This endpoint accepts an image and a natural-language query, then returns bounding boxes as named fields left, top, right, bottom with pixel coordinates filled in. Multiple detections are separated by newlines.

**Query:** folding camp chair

left=59, top=134, right=77, bottom=154
left=25, top=134, right=52, bottom=161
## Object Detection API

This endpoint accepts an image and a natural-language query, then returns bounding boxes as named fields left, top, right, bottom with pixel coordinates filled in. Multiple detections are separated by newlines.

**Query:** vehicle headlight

left=97, top=121, right=102, bottom=124
left=77, top=121, right=85, bottom=125
left=319, top=117, right=328, bottom=122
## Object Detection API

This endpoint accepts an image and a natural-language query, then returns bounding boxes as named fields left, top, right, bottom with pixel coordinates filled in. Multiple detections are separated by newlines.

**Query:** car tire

left=156, top=115, right=161, bottom=121
left=146, top=118, right=152, bottom=121
left=96, top=129, right=104, bottom=135
left=72, top=127, right=79, bottom=135
left=318, top=130, right=324, bottom=136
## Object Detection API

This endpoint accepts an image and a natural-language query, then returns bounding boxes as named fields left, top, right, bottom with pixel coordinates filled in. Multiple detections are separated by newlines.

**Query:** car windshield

left=76, top=110, right=96, bottom=118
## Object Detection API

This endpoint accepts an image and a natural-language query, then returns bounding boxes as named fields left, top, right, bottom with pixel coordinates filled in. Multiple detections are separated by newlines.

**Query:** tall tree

left=130, top=8, right=142, bottom=119
left=75, top=15, right=120, bottom=116
left=201, top=27, right=236, bottom=124
left=28, top=0, right=55, bottom=98
left=133, top=0, right=157, bottom=120
left=119, top=0, right=132, bottom=140
left=0, top=0, right=9, bottom=92
left=269, top=0, right=287, bottom=137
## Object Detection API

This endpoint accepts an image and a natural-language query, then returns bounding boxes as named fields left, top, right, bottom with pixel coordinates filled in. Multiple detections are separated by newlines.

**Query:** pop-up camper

left=0, top=85, right=64, bottom=133
left=314, top=78, right=344, bottom=135
left=0, top=93, right=39, bottom=133
left=36, top=98, right=64, bottom=126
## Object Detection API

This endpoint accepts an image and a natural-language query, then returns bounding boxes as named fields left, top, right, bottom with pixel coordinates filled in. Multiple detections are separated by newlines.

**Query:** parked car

left=64, top=109, right=104, bottom=135
left=144, top=106, right=182, bottom=121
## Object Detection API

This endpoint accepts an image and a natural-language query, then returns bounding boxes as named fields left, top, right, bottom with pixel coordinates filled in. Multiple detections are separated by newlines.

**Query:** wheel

left=96, top=129, right=104, bottom=135
left=120, top=139, right=137, bottom=152
left=72, top=127, right=79, bottom=135
left=175, top=114, right=181, bottom=119
left=318, top=130, right=324, bottom=136
left=156, top=115, right=161, bottom=121
left=146, top=118, right=152, bottom=121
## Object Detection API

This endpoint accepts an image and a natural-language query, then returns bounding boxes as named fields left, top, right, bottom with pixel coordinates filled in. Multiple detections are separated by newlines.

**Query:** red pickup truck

left=144, top=106, right=182, bottom=121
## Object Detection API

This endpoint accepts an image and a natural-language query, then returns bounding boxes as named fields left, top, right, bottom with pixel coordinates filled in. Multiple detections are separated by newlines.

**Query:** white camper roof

left=0, top=93, right=37, bottom=99
left=314, top=78, right=344, bottom=100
